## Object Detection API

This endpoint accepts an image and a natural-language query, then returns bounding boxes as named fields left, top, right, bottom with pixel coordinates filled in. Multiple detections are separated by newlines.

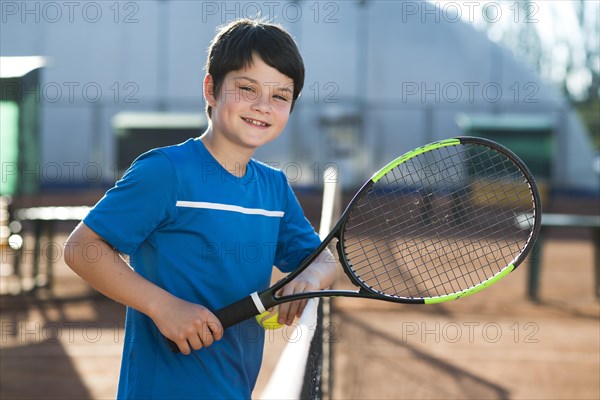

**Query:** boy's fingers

left=285, top=305, right=298, bottom=325
left=193, top=314, right=222, bottom=347
left=206, top=314, right=224, bottom=341
left=199, top=331, right=213, bottom=348
left=175, top=323, right=218, bottom=354
left=277, top=302, right=291, bottom=324
left=168, top=308, right=224, bottom=355
left=283, top=298, right=305, bottom=325
left=295, top=299, right=308, bottom=318
left=278, top=287, right=300, bottom=325
left=187, top=333, right=204, bottom=351
left=276, top=280, right=318, bottom=325
left=176, top=339, right=191, bottom=355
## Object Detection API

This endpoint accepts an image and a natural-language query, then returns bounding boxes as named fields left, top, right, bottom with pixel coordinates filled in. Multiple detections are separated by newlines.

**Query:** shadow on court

left=331, top=238, right=600, bottom=400
left=1, top=341, right=91, bottom=399
left=1, top=286, right=125, bottom=399
left=336, top=312, right=510, bottom=399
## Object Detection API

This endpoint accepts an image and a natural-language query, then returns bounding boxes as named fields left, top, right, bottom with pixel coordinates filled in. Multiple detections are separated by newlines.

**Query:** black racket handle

left=166, top=294, right=263, bottom=353
left=214, top=294, right=264, bottom=328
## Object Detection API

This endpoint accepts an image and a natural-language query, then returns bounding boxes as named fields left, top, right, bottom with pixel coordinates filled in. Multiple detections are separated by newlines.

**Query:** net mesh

left=343, top=142, right=537, bottom=300
left=299, top=299, right=325, bottom=399
left=260, top=167, right=339, bottom=399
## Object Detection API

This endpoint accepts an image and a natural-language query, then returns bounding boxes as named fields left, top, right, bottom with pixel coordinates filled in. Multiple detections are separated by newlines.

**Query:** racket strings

left=346, top=188, right=529, bottom=263
left=342, top=143, right=536, bottom=299
left=349, top=149, right=532, bottom=239
left=352, top=239, right=491, bottom=297
left=390, top=155, right=524, bottom=296
left=372, top=236, right=518, bottom=297
left=347, top=175, right=529, bottom=265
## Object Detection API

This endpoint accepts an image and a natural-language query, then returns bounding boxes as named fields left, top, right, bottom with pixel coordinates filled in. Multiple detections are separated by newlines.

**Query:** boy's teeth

left=245, top=118, right=267, bottom=127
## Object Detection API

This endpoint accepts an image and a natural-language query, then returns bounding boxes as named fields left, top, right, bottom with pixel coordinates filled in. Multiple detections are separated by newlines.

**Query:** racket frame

left=217, top=136, right=542, bottom=326
left=167, top=136, right=542, bottom=350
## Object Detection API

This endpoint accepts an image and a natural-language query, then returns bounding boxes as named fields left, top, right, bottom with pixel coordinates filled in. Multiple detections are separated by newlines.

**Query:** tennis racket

left=168, top=136, right=541, bottom=352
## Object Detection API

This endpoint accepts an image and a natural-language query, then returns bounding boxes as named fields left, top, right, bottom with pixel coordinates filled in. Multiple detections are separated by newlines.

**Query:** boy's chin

left=241, top=134, right=281, bottom=150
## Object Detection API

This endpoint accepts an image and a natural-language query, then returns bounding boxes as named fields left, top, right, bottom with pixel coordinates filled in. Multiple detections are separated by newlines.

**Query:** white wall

left=1, top=0, right=597, bottom=192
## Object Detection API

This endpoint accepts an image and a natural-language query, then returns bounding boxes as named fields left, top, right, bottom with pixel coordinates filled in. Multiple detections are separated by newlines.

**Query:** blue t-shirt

left=83, top=138, right=320, bottom=399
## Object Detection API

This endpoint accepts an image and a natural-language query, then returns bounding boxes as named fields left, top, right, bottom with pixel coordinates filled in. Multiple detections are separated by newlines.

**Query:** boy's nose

left=251, top=93, right=271, bottom=113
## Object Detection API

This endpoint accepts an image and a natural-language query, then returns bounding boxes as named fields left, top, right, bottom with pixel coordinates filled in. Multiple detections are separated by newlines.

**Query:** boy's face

left=205, top=54, right=295, bottom=152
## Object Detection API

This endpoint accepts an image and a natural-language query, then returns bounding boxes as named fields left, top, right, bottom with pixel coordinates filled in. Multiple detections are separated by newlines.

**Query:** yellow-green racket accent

left=424, top=264, right=516, bottom=304
left=371, top=138, right=460, bottom=183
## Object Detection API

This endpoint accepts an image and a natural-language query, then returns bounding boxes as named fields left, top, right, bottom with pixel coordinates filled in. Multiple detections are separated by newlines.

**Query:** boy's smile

left=241, top=117, right=270, bottom=128
left=203, top=53, right=295, bottom=163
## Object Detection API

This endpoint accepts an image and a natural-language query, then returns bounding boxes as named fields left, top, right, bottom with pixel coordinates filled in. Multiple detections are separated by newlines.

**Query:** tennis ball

left=255, top=309, right=285, bottom=330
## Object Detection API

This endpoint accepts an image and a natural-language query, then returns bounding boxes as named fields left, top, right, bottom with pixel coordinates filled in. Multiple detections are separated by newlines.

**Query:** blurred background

left=1, top=1, right=599, bottom=399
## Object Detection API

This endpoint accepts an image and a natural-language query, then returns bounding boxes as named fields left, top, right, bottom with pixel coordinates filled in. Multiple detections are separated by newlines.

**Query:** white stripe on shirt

left=176, top=201, right=284, bottom=218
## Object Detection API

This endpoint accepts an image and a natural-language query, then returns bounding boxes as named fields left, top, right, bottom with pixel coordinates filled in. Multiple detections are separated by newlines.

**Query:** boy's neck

left=200, top=130, right=252, bottom=178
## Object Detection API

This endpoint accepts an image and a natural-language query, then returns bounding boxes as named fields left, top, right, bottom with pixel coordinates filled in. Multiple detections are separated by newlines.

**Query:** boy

left=65, top=18, right=336, bottom=399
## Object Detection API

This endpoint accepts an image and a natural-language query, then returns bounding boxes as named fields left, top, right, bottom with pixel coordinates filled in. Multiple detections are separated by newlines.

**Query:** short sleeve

left=274, top=174, right=321, bottom=273
left=83, top=150, right=178, bottom=255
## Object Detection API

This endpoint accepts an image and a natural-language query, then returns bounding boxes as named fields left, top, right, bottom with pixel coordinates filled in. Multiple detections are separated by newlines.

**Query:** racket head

left=337, top=136, right=542, bottom=304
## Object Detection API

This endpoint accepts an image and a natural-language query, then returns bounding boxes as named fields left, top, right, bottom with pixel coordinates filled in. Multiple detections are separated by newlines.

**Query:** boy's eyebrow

left=234, top=76, right=293, bottom=94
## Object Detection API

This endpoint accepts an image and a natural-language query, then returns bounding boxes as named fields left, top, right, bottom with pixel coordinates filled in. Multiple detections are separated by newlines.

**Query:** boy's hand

left=275, top=248, right=337, bottom=325
left=275, top=269, right=320, bottom=326
left=151, top=297, right=224, bottom=355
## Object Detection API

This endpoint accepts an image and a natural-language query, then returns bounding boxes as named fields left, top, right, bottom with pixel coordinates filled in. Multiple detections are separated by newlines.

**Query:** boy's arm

left=64, top=222, right=223, bottom=354
left=276, top=248, right=337, bottom=325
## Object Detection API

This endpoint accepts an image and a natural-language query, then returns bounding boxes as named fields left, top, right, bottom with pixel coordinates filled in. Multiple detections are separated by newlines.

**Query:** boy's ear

left=204, top=74, right=217, bottom=106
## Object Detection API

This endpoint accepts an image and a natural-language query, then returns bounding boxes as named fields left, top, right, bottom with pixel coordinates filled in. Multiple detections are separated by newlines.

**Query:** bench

left=11, top=206, right=90, bottom=292
left=525, top=213, right=600, bottom=301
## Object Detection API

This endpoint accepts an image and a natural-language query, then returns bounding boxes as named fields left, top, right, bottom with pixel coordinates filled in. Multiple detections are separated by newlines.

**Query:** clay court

left=1, top=195, right=599, bottom=400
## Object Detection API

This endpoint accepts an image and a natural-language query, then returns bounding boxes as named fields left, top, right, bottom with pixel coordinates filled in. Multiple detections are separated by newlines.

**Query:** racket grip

left=213, top=294, right=263, bottom=329
left=166, top=294, right=264, bottom=353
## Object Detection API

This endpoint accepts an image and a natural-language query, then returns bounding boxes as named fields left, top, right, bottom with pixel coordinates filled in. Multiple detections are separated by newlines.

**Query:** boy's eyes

left=273, top=94, right=291, bottom=102
left=239, top=85, right=255, bottom=93
left=237, top=84, right=291, bottom=102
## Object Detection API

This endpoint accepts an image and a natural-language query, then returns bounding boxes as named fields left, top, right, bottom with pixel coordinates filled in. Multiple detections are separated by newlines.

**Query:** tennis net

left=259, top=166, right=341, bottom=399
